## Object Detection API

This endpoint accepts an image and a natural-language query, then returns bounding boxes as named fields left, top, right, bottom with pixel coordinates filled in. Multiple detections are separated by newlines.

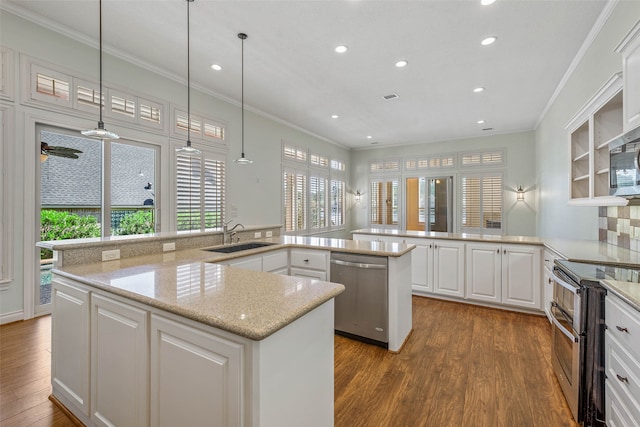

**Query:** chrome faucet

left=223, top=220, right=245, bottom=244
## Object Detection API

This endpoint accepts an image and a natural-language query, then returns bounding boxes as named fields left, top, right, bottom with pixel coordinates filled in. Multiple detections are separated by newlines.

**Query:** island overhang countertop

left=46, top=235, right=415, bottom=341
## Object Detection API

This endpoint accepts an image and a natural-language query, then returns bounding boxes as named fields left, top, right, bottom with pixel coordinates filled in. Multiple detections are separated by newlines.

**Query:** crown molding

left=535, top=0, right=619, bottom=130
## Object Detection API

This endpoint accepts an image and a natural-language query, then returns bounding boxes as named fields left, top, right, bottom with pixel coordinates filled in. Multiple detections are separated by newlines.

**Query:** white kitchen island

left=40, top=234, right=413, bottom=427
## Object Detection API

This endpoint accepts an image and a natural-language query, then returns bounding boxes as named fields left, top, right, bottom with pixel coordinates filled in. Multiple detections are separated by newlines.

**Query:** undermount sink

left=203, top=242, right=276, bottom=253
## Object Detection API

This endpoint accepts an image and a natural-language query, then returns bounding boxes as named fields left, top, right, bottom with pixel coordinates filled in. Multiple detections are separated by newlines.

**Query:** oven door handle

left=550, top=301, right=574, bottom=326
left=551, top=271, right=580, bottom=293
left=551, top=314, right=579, bottom=343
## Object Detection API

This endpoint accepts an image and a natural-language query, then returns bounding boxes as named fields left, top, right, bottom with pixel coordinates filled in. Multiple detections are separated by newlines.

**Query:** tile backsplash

left=599, top=206, right=640, bottom=252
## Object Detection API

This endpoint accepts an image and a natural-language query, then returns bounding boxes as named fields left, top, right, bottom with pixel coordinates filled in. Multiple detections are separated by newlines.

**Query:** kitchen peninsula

left=39, top=232, right=414, bottom=427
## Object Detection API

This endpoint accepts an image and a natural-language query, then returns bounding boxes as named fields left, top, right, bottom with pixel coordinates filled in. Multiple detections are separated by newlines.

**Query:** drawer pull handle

left=616, top=374, right=629, bottom=384
left=497, top=249, right=500, bottom=254
left=616, top=326, right=629, bottom=333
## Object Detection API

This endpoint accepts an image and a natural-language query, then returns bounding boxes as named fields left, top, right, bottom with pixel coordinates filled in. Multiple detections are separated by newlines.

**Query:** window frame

left=459, top=172, right=504, bottom=234
left=0, top=107, right=13, bottom=286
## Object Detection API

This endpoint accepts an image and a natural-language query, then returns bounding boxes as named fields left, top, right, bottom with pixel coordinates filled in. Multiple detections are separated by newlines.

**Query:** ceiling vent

left=482, top=127, right=494, bottom=131
left=382, top=93, right=399, bottom=100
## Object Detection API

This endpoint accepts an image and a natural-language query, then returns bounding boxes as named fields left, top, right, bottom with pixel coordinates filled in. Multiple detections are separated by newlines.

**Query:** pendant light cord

left=186, top=0, right=192, bottom=146
left=240, top=33, right=245, bottom=157
left=98, top=0, right=104, bottom=128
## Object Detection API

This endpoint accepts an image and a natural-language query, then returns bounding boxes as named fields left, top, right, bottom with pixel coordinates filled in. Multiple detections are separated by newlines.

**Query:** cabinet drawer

left=607, top=295, right=640, bottom=360
left=606, top=381, right=640, bottom=427
left=289, top=268, right=327, bottom=281
left=543, top=249, right=560, bottom=271
left=606, top=332, right=640, bottom=420
left=262, top=250, right=288, bottom=272
left=290, top=249, right=328, bottom=270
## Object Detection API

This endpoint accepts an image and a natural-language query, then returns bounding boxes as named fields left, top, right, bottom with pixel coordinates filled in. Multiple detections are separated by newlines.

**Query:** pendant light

left=175, top=0, right=201, bottom=155
left=81, top=0, right=119, bottom=140
left=235, top=32, right=253, bottom=164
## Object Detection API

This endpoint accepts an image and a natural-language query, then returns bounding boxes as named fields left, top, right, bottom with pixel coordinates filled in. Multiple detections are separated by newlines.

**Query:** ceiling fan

left=41, top=142, right=83, bottom=162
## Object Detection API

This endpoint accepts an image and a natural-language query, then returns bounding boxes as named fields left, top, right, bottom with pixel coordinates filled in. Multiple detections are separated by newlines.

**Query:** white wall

left=0, top=11, right=350, bottom=320
left=536, top=2, right=640, bottom=240
left=350, top=131, right=537, bottom=236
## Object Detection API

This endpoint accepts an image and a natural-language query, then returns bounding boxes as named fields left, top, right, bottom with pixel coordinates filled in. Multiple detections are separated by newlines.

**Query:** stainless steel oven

left=551, top=267, right=582, bottom=421
left=551, top=260, right=616, bottom=427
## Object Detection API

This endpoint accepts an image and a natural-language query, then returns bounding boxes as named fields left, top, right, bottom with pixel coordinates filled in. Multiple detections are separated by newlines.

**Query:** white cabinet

left=432, top=240, right=465, bottom=298
left=289, top=248, right=329, bottom=281
left=501, top=244, right=541, bottom=310
left=404, top=238, right=431, bottom=294
left=465, top=243, right=541, bottom=310
left=150, top=314, right=244, bottom=427
left=465, top=243, right=501, bottom=304
left=221, top=254, right=262, bottom=271
left=90, top=294, right=148, bottom=427
left=605, top=293, right=640, bottom=425
left=617, top=21, right=640, bottom=132
left=566, top=73, right=627, bottom=206
left=51, top=278, right=90, bottom=418
left=262, top=249, right=288, bottom=274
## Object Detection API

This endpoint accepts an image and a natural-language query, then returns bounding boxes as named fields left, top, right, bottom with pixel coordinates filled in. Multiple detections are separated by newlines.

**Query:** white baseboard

left=0, top=310, right=25, bottom=325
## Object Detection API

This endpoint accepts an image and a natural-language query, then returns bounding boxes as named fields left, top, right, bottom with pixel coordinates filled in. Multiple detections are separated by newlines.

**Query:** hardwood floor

left=1, top=297, right=576, bottom=427
left=335, top=296, right=578, bottom=427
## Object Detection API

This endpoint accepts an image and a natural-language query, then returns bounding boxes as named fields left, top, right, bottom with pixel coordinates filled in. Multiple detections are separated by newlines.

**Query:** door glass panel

left=111, top=142, right=157, bottom=235
left=40, top=130, right=102, bottom=308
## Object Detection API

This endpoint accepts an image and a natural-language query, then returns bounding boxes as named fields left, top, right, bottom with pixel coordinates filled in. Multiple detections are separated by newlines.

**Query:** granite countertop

left=351, top=228, right=640, bottom=267
left=602, top=280, right=640, bottom=312
left=51, top=236, right=415, bottom=341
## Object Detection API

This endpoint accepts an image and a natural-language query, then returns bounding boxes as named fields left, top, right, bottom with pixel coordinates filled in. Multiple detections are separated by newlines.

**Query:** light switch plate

left=163, top=242, right=176, bottom=252
left=254, top=232, right=262, bottom=238
left=266, top=231, right=273, bottom=237
left=102, top=249, right=120, bottom=261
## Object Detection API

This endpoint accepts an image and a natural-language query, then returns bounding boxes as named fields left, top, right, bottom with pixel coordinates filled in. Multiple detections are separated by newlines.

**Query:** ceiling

left=3, top=0, right=607, bottom=149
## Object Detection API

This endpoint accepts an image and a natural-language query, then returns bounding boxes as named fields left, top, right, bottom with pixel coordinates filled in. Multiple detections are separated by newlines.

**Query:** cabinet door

left=622, top=31, right=640, bottom=132
left=226, top=255, right=262, bottom=271
left=262, top=249, right=288, bottom=273
left=290, top=267, right=327, bottom=281
left=501, top=245, right=541, bottom=310
left=51, top=279, right=90, bottom=417
left=150, top=315, right=244, bottom=427
left=91, top=294, right=148, bottom=427
left=465, top=243, right=501, bottom=304
left=405, top=238, right=430, bottom=293
left=432, top=240, right=465, bottom=298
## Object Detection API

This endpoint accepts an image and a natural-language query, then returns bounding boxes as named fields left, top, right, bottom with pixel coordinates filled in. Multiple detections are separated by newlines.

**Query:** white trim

left=0, top=310, right=25, bottom=325
left=0, top=46, right=15, bottom=101
left=535, top=0, right=620, bottom=129
left=0, top=107, right=14, bottom=284
left=615, top=17, right=640, bottom=53
left=564, top=72, right=623, bottom=131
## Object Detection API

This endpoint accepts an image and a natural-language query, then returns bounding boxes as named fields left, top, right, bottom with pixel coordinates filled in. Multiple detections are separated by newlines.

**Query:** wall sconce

left=355, top=190, right=361, bottom=202
left=516, top=185, right=525, bottom=201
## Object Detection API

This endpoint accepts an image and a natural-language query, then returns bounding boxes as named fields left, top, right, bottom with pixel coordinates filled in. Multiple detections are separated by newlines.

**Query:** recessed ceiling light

left=395, top=60, right=408, bottom=68
left=481, top=36, right=497, bottom=46
left=477, top=120, right=485, bottom=124
left=481, top=0, right=496, bottom=5
left=210, top=64, right=222, bottom=71
left=331, top=114, right=339, bottom=119
left=473, top=87, right=485, bottom=93
left=366, top=135, right=373, bottom=139
left=335, top=45, right=348, bottom=54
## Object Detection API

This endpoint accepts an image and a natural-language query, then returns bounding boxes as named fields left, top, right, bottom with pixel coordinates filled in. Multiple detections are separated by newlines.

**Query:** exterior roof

left=40, top=131, right=155, bottom=208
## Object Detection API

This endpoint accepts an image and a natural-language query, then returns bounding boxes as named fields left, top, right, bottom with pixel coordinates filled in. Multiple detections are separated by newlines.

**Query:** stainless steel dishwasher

left=330, top=252, right=388, bottom=347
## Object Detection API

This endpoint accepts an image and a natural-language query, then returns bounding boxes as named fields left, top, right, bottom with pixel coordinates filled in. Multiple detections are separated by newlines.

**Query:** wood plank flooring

left=335, top=296, right=578, bottom=427
left=1, top=296, right=577, bottom=427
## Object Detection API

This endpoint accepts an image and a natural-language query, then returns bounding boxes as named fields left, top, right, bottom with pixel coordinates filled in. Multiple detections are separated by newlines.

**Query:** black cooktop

left=556, top=259, right=640, bottom=284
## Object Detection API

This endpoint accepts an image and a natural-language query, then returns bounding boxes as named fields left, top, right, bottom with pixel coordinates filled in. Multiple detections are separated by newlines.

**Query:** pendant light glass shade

left=234, top=32, right=252, bottom=164
left=176, top=0, right=201, bottom=156
left=81, top=0, right=119, bottom=141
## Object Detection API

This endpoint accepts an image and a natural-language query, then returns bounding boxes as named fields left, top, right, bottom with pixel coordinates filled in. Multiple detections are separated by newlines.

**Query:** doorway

left=405, top=176, right=453, bottom=232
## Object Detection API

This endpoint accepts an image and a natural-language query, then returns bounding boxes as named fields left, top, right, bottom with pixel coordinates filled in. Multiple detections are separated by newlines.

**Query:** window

left=282, top=144, right=346, bottom=234
left=176, top=151, right=225, bottom=231
left=173, top=108, right=226, bottom=145
left=370, top=178, right=399, bottom=226
left=283, top=169, right=307, bottom=232
left=31, top=64, right=72, bottom=107
left=405, top=154, right=456, bottom=171
left=461, top=173, right=503, bottom=233
left=461, top=150, right=504, bottom=167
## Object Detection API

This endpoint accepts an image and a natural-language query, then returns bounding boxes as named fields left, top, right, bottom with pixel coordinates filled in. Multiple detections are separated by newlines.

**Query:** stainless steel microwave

left=610, top=126, right=640, bottom=197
